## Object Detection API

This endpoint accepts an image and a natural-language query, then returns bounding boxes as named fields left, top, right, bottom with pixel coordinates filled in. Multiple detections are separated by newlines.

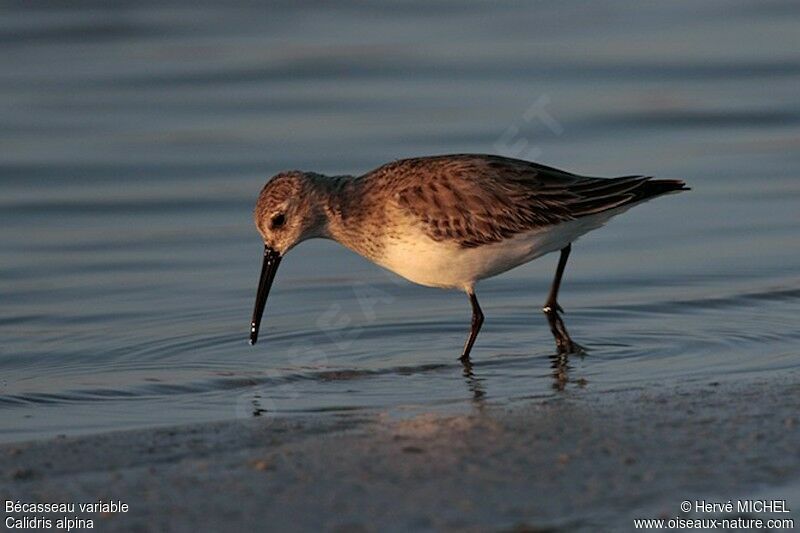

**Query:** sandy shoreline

left=3, top=373, right=799, bottom=532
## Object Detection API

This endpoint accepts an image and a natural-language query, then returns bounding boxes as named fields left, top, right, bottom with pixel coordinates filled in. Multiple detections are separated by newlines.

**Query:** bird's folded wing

left=389, top=155, right=676, bottom=248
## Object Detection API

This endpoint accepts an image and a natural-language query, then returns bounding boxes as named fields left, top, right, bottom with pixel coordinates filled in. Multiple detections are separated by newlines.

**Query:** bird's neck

left=308, top=173, right=359, bottom=237
left=308, top=173, right=384, bottom=260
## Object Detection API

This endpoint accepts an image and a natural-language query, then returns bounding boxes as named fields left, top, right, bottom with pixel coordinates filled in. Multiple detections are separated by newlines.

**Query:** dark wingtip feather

left=638, top=178, right=690, bottom=199
left=569, top=176, right=689, bottom=217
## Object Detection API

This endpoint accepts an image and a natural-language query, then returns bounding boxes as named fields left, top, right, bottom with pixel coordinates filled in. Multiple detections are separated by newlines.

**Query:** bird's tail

left=636, top=178, right=690, bottom=200
left=568, top=176, right=689, bottom=218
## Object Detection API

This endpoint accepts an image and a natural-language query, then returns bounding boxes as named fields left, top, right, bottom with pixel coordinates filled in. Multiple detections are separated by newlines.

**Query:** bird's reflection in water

left=550, top=352, right=571, bottom=391
left=550, top=352, right=589, bottom=391
left=459, top=311, right=589, bottom=404
left=461, top=359, right=487, bottom=409
left=460, top=349, right=588, bottom=403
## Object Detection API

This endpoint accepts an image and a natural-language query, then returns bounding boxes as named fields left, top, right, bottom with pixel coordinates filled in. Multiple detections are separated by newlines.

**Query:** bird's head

left=249, top=170, right=327, bottom=345
left=254, top=170, right=327, bottom=255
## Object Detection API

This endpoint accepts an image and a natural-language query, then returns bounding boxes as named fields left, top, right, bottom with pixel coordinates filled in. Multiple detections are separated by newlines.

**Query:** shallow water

left=1, top=1, right=799, bottom=443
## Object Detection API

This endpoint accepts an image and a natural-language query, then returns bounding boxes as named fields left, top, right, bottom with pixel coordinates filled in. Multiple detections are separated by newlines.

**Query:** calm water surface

left=1, top=1, right=799, bottom=442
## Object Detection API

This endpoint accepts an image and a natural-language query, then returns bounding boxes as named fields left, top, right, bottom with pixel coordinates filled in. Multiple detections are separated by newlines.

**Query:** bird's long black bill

left=249, top=246, right=282, bottom=345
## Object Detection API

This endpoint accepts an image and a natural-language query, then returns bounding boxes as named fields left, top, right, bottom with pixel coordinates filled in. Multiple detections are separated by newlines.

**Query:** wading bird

left=249, top=154, right=687, bottom=360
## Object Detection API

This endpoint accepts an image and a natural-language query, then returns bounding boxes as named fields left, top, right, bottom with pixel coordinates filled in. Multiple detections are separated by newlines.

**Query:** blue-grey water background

left=1, top=1, right=798, bottom=443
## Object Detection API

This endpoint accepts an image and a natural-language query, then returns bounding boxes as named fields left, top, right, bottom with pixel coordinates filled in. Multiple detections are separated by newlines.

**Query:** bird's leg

left=460, top=290, right=484, bottom=363
left=543, top=243, right=570, bottom=314
left=542, top=244, right=584, bottom=354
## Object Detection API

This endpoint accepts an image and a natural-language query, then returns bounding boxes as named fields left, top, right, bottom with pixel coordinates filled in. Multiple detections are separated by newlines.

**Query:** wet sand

left=2, top=372, right=799, bottom=532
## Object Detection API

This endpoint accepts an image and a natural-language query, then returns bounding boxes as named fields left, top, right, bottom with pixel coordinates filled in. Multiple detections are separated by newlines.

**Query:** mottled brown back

left=362, top=154, right=686, bottom=248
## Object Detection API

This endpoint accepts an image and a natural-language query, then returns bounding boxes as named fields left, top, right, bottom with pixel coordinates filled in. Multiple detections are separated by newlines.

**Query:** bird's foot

left=555, top=334, right=586, bottom=356
left=543, top=306, right=586, bottom=355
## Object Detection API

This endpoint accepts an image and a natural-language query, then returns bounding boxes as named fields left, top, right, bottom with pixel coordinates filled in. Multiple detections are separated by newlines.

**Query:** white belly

left=374, top=211, right=621, bottom=290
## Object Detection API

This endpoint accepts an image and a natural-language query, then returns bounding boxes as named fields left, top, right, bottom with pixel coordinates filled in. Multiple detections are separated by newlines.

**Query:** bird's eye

left=270, top=213, right=286, bottom=229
